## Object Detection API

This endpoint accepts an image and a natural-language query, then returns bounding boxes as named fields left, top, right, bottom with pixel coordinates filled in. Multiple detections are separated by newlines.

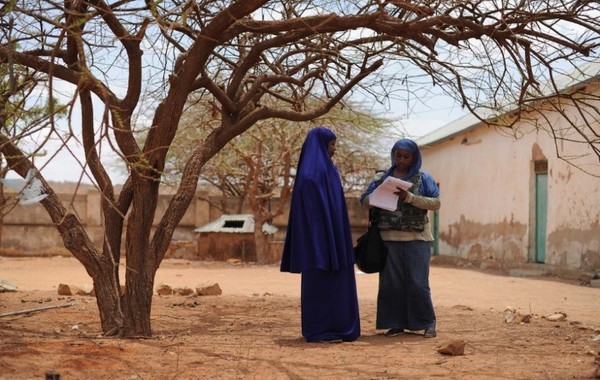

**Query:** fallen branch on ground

left=0, top=303, right=74, bottom=318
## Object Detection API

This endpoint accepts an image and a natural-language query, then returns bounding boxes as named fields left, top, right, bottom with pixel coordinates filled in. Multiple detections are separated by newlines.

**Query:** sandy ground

left=0, top=256, right=599, bottom=379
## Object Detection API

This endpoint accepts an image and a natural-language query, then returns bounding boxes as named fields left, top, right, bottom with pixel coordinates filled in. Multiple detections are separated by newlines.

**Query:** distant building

left=194, top=214, right=278, bottom=262
left=418, top=61, right=600, bottom=272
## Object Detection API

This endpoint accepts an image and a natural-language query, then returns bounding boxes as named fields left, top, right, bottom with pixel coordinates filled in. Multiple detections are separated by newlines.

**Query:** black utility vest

left=375, top=172, right=428, bottom=232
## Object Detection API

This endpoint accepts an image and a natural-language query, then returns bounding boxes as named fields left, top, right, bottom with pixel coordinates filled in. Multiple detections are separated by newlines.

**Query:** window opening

left=223, top=220, right=245, bottom=228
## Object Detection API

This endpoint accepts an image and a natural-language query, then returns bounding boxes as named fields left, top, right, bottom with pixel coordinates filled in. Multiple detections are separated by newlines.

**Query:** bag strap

left=368, top=207, right=380, bottom=224
left=368, top=170, right=385, bottom=226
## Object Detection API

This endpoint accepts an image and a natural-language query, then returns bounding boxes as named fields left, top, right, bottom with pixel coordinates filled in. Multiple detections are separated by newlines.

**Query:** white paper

left=368, top=177, right=413, bottom=211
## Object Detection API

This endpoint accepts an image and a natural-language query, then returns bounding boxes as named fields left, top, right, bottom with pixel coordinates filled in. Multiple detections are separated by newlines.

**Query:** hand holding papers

left=368, top=177, right=413, bottom=211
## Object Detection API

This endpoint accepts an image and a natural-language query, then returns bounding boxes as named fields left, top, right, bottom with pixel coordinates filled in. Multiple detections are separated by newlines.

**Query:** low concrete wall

left=0, top=190, right=369, bottom=263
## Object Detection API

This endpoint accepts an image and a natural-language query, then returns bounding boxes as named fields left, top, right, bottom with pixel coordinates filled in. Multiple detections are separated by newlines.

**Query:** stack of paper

left=368, top=177, right=413, bottom=211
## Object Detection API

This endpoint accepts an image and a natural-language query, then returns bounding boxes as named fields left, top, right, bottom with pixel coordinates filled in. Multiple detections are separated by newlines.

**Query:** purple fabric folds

left=280, top=127, right=355, bottom=273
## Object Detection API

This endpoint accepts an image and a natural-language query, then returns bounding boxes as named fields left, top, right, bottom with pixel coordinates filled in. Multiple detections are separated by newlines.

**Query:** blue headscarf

left=360, top=138, right=439, bottom=203
left=280, top=127, right=355, bottom=273
left=389, top=139, right=422, bottom=180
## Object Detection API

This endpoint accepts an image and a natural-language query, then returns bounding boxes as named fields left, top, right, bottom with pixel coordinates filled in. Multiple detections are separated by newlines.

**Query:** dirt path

left=1, top=256, right=599, bottom=379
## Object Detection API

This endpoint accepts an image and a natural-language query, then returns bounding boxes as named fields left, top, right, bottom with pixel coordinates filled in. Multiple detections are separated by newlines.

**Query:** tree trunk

left=0, top=169, right=7, bottom=249
left=75, top=240, right=154, bottom=338
left=121, top=268, right=154, bottom=337
left=118, top=178, right=160, bottom=337
left=58, top=182, right=158, bottom=338
left=0, top=136, right=160, bottom=338
left=254, top=215, right=272, bottom=264
left=0, top=191, right=4, bottom=249
left=91, top=257, right=125, bottom=336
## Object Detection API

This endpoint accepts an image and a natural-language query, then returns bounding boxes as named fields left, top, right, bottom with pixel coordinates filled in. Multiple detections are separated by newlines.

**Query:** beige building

left=418, top=62, right=600, bottom=272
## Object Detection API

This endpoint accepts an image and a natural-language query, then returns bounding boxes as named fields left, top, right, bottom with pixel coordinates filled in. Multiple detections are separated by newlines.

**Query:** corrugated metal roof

left=417, top=112, right=483, bottom=147
left=540, top=59, right=600, bottom=94
left=417, top=59, right=600, bottom=147
left=194, top=214, right=278, bottom=235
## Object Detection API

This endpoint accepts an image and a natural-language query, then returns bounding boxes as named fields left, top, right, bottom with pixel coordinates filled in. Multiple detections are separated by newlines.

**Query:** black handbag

left=354, top=213, right=388, bottom=273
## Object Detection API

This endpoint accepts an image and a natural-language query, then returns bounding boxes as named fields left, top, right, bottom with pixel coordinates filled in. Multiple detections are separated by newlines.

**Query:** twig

left=0, top=303, right=74, bottom=318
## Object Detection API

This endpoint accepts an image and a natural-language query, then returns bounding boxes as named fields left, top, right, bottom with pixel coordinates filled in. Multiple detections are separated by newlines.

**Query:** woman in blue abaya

left=280, top=127, right=360, bottom=343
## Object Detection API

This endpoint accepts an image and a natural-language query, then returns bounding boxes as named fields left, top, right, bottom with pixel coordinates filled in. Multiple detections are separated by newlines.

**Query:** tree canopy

left=166, top=100, right=391, bottom=263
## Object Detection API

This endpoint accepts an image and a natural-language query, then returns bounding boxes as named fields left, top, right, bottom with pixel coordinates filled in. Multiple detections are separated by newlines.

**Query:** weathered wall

left=0, top=190, right=369, bottom=261
left=0, top=190, right=213, bottom=256
left=420, top=82, right=600, bottom=271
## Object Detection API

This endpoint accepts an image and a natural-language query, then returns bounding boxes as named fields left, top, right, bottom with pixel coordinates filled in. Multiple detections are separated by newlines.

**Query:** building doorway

left=534, top=161, right=548, bottom=263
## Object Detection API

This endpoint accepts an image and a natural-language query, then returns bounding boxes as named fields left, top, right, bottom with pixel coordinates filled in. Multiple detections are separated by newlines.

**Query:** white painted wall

left=420, top=82, right=600, bottom=270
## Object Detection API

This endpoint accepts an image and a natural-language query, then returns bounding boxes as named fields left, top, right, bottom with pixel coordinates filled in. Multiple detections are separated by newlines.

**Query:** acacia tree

left=0, top=1, right=598, bottom=337
left=168, top=102, right=390, bottom=263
